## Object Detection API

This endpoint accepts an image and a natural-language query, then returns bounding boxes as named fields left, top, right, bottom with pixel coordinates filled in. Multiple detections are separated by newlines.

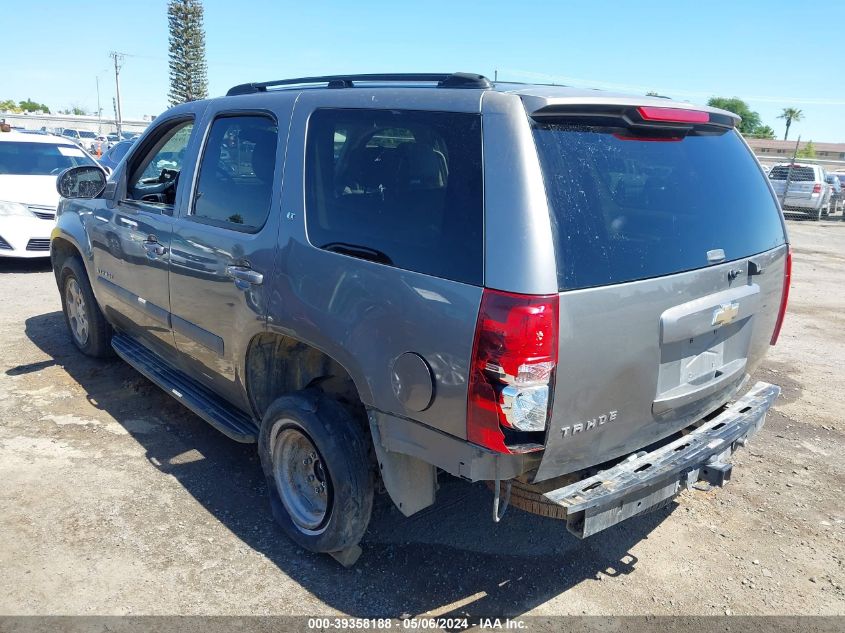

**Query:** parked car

left=51, top=73, right=788, bottom=565
left=97, top=139, right=135, bottom=172
left=768, top=162, right=830, bottom=220
left=60, top=129, right=99, bottom=151
left=0, top=130, right=99, bottom=257
left=825, top=173, right=842, bottom=213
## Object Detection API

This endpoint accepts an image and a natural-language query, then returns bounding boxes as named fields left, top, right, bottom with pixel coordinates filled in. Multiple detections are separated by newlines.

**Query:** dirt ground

left=0, top=218, right=843, bottom=619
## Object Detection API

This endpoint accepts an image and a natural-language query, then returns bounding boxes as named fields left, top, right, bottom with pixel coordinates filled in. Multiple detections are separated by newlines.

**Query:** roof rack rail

left=226, top=72, right=491, bottom=96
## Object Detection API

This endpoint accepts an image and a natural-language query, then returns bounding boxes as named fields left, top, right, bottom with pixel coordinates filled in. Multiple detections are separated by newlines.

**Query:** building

left=745, top=138, right=845, bottom=161
left=0, top=111, right=151, bottom=136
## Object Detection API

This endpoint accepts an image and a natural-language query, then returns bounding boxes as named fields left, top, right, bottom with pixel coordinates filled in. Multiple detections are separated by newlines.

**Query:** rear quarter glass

left=304, top=108, right=484, bottom=286
left=532, top=125, right=786, bottom=291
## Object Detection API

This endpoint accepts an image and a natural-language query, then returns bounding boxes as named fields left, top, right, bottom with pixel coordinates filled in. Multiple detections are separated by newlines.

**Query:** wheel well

left=245, top=333, right=365, bottom=422
left=50, top=237, right=81, bottom=281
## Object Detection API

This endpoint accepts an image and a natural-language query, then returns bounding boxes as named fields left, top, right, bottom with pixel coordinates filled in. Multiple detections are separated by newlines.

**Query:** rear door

left=167, top=105, right=290, bottom=408
left=529, top=115, right=788, bottom=480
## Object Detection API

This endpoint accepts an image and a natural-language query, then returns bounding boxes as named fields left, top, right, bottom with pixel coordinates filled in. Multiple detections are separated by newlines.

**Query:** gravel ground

left=0, top=218, right=842, bottom=618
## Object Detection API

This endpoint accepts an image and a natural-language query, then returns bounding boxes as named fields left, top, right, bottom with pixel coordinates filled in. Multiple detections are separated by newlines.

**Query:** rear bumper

left=781, top=198, right=823, bottom=211
left=543, top=381, right=779, bottom=538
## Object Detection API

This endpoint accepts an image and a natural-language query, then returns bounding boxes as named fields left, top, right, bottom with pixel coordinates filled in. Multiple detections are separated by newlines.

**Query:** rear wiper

left=321, top=242, right=393, bottom=265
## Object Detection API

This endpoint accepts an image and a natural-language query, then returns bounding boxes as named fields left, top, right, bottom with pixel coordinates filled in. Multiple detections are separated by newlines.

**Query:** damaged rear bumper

left=543, top=381, right=780, bottom=538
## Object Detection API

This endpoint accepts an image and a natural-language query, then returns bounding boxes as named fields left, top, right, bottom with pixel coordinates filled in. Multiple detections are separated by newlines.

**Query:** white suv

left=769, top=162, right=830, bottom=220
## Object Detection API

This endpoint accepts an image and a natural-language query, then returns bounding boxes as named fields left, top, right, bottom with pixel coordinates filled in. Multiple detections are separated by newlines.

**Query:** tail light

left=636, top=106, right=710, bottom=124
left=770, top=246, right=792, bottom=345
left=467, top=289, right=559, bottom=453
left=812, top=183, right=822, bottom=194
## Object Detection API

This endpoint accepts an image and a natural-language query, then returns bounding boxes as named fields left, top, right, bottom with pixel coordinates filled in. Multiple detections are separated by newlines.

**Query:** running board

left=111, top=332, right=258, bottom=442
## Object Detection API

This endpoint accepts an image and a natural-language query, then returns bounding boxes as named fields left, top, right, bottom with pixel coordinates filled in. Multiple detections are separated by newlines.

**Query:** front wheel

left=59, top=257, right=113, bottom=357
left=258, top=390, right=373, bottom=556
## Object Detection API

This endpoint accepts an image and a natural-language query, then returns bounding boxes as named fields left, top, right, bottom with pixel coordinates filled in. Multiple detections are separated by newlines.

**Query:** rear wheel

left=258, top=390, right=373, bottom=555
left=58, top=257, right=113, bottom=358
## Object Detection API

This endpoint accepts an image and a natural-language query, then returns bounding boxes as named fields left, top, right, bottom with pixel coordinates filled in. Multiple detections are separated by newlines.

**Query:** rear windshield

left=533, top=125, right=786, bottom=291
left=0, top=141, right=96, bottom=176
left=769, top=165, right=816, bottom=181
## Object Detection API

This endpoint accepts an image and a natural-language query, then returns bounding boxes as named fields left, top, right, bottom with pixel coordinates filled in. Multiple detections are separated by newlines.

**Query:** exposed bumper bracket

left=542, top=381, right=780, bottom=538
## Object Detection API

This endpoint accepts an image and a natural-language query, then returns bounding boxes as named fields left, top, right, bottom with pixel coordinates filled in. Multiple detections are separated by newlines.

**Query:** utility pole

left=95, top=76, right=102, bottom=134
left=110, top=51, right=124, bottom=137
left=781, top=135, right=801, bottom=208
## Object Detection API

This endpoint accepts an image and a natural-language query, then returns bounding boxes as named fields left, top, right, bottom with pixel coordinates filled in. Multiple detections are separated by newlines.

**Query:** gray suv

left=51, top=73, right=789, bottom=565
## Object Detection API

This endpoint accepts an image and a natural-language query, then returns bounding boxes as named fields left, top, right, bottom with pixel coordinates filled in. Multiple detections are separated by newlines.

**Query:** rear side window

left=192, top=114, right=278, bottom=232
left=533, top=125, right=786, bottom=291
left=306, top=108, right=483, bottom=285
left=769, top=165, right=816, bottom=181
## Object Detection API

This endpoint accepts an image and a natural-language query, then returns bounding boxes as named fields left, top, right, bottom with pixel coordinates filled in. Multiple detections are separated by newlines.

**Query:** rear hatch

left=528, top=104, right=788, bottom=481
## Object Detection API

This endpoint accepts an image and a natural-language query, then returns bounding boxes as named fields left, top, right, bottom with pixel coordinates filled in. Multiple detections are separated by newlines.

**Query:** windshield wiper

left=321, top=242, right=393, bottom=265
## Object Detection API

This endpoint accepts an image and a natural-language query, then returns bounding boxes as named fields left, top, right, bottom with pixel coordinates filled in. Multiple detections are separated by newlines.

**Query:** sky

left=2, top=0, right=844, bottom=142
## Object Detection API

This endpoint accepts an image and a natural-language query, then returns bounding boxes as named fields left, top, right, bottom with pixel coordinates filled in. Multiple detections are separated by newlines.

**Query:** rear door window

left=533, top=125, right=786, bottom=290
left=305, top=108, right=483, bottom=285
left=191, top=114, right=278, bottom=232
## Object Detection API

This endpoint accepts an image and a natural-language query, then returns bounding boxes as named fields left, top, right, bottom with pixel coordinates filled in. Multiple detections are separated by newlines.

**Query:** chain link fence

left=753, top=149, right=844, bottom=220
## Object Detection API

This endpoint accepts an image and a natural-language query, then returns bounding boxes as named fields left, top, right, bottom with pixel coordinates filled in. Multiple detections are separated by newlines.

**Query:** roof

left=0, top=131, right=77, bottom=145
left=223, top=73, right=738, bottom=123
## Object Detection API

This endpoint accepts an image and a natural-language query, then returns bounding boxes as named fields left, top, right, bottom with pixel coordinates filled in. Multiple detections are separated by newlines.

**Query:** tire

left=58, top=257, right=113, bottom=358
left=258, top=390, right=373, bottom=554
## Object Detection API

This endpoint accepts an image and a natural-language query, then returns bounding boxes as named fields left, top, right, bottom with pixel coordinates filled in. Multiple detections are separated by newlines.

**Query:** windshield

left=533, top=125, right=786, bottom=290
left=0, top=142, right=97, bottom=176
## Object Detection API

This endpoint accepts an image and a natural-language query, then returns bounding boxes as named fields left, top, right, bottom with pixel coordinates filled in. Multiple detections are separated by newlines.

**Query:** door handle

left=143, top=238, right=166, bottom=257
left=226, top=265, right=263, bottom=288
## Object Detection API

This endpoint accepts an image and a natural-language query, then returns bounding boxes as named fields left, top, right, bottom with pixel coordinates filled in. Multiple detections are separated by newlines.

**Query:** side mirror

left=56, top=166, right=108, bottom=199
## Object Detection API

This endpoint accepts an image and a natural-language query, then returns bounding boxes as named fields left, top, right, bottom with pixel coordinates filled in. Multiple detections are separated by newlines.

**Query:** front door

left=91, top=116, right=197, bottom=358
left=168, top=110, right=286, bottom=408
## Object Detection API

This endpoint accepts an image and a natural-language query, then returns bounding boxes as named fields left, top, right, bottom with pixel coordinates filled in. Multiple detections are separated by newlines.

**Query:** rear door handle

left=226, top=265, right=263, bottom=289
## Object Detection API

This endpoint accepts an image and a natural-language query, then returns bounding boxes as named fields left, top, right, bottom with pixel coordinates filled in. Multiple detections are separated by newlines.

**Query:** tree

left=796, top=140, right=816, bottom=159
left=167, top=0, right=208, bottom=106
left=707, top=97, right=762, bottom=135
left=59, top=104, right=89, bottom=116
left=749, top=125, right=776, bottom=140
left=0, top=99, right=20, bottom=113
left=778, top=107, right=803, bottom=141
left=18, top=98, right=50, bottom=113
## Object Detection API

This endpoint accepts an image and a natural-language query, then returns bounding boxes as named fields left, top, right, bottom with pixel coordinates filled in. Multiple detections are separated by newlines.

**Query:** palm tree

left=778, top=108, right=803, bottom=141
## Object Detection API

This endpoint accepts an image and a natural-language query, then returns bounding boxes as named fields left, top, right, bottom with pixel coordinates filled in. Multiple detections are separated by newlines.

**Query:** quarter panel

left=266, top=92, right=485, bottom=438
left=481, top=91, right=558, bottom=295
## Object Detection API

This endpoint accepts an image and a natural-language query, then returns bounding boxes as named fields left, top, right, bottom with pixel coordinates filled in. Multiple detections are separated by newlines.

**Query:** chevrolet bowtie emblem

left=712, top=301, right=740, bottom=327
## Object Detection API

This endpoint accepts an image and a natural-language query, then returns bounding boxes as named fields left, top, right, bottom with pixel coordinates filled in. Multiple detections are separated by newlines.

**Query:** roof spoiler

left=530, top=103, right=737, bottom=130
